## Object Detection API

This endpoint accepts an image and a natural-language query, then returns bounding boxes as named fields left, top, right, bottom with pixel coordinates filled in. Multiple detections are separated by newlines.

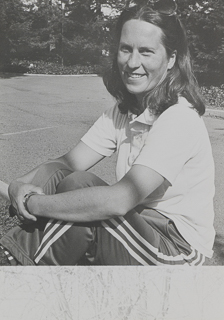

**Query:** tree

left=1, top=0, right=223, bottom=83
left=0, top=0, right=27, bottom=67
left=178, top=0, right=224, bottom=84
left=59, top=0, right=110, bottom=66
left=99, top=0, right=224, bottom=84
left=13, top=1, right=62, bottom=62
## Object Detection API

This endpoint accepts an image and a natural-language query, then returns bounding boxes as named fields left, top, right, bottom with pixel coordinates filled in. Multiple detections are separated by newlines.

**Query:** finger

left=17, top=213, right=25, bottom=222
left=17, top=201, right=37, bottom=222
left=32, top=187, right=45, bottom=195
left=17, top=213, right=33, bottom=224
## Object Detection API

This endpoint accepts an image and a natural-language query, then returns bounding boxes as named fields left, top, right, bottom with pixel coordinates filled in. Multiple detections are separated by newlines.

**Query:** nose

left=127, top=51, right=141, bottom=69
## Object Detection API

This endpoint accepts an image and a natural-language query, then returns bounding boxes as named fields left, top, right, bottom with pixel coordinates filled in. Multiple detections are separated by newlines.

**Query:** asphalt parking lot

left=0, top=73, right=223, bottom=265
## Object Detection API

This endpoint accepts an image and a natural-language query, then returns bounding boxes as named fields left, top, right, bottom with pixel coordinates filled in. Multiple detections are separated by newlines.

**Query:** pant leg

left=92, top=210, right=205, bottom=266
left=0, top=164, right=103, bottom=265
left=33, top=171, right=107, bottom=266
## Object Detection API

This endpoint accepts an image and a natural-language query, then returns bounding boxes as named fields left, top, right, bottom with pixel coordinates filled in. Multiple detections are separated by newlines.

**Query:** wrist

left=23, top=192, right=44, bottom=216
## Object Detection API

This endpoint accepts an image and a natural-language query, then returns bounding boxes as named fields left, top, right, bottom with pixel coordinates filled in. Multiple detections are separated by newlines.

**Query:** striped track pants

left=1, top=213, right=205, bottom=266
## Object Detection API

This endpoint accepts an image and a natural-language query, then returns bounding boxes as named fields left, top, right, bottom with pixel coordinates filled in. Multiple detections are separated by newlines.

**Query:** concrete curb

left=205, top=108, right=224, bottom=119
left=25, top=73, right=99, bottom=77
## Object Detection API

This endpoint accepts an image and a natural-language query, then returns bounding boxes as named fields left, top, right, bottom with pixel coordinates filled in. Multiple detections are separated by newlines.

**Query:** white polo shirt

left=81, top=97, right=215, bottom=257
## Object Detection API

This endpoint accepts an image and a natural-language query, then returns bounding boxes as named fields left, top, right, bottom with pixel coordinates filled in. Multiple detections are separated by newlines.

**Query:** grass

left=0, top=199, right=20, bottom=238
left=0, top=198, right=20, bottom=265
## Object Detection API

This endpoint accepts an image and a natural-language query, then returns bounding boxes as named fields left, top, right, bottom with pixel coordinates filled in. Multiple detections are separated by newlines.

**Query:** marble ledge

left=1, top=266, right=224, bottom=320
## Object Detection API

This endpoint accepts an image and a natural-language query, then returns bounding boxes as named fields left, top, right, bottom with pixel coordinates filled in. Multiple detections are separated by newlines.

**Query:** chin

left=125, top=85, right=145, bottom=96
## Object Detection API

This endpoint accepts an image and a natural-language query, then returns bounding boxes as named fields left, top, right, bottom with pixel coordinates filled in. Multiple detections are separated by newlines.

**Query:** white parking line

left=1, top=126, right=59, bottom=136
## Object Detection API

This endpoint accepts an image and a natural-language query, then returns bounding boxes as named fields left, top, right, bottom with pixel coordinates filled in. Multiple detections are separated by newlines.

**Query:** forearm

left=28, top=186, right=124, bottom=222
left=11, top=164, right=164, bottom=223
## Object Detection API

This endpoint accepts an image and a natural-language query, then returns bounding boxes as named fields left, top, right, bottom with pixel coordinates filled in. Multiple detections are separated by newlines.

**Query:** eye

left=119, top=45, right=132, bottom=53
left=139, top=48, right=154, bottom=55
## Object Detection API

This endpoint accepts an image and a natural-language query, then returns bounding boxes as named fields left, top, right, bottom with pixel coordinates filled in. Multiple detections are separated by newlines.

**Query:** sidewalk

left=205, top=108, right=224, bottom=118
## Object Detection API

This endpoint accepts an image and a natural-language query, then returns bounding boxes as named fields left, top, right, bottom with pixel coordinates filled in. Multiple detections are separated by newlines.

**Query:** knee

left=38, top=161, right=72, bottom=177
left=56, top=171, right=108, bottom=193
left=31, top=161, right=73, bottom=194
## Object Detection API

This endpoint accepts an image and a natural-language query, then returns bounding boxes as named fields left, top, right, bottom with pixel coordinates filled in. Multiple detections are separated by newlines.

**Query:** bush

left=0, top=63, right=30, bottom=73
left=0, top=60, right=103, bottom=75
left=201, top=85, right=224, bottom=110
left=26, top=60, right=102, bottom=75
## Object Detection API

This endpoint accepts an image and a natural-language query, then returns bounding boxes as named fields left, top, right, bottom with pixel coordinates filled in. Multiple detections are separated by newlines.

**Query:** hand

left=8, top=180, right=44, bottom=222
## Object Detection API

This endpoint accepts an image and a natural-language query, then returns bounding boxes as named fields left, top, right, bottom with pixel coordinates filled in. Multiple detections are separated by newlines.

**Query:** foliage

left=60, top=0, right=111, bottom=66
left=0, top=0, right=27, bottom=66
left=0, top=0, right=223, bottom=85
left=201, top=85, right=224, bottom=110
left=25, top=59, right=102, bottom=74
left=177, top=0, right=224, bottom=85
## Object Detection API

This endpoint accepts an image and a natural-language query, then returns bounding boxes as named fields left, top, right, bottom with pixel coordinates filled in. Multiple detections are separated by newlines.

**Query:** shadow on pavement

left=213, top=234, right=224, bottom=264
left=0, top=72, right=28, bottom=79
left=205, top=233, right=224, bottom=265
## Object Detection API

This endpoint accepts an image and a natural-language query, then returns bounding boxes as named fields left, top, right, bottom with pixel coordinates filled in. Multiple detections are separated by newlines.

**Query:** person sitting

left=0, top=0, right=215, bottom=266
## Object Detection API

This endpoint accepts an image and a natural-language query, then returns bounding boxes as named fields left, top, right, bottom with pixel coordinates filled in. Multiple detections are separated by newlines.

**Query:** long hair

left=103, top=4, right=205, bottom=116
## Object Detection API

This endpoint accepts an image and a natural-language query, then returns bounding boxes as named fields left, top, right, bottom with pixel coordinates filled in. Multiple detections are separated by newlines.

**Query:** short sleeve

left=134, top=105, right=201, bottom=184
left=81, top=104, right=124, bottom=157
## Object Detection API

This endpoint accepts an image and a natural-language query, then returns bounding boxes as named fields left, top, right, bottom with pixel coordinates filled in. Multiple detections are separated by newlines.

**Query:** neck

left=134, top=99, right=146, bottom=116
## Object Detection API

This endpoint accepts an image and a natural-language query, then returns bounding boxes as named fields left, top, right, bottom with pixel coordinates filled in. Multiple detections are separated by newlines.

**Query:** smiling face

left=117, top=19, right=176, bottom=101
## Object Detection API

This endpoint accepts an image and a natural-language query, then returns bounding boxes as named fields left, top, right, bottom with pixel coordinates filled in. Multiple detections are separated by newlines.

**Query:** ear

left=167, top=50, right=177, bottom=70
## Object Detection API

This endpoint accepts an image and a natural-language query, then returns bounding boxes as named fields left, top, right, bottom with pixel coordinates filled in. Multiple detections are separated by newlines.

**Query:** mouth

left=124, top=72, right=147, bottom=80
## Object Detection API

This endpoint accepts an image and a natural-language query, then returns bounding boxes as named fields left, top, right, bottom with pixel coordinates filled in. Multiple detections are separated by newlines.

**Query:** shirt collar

left=128, top=96, right=191, bottom=125
left=128, top=108, right=157, bottom=125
